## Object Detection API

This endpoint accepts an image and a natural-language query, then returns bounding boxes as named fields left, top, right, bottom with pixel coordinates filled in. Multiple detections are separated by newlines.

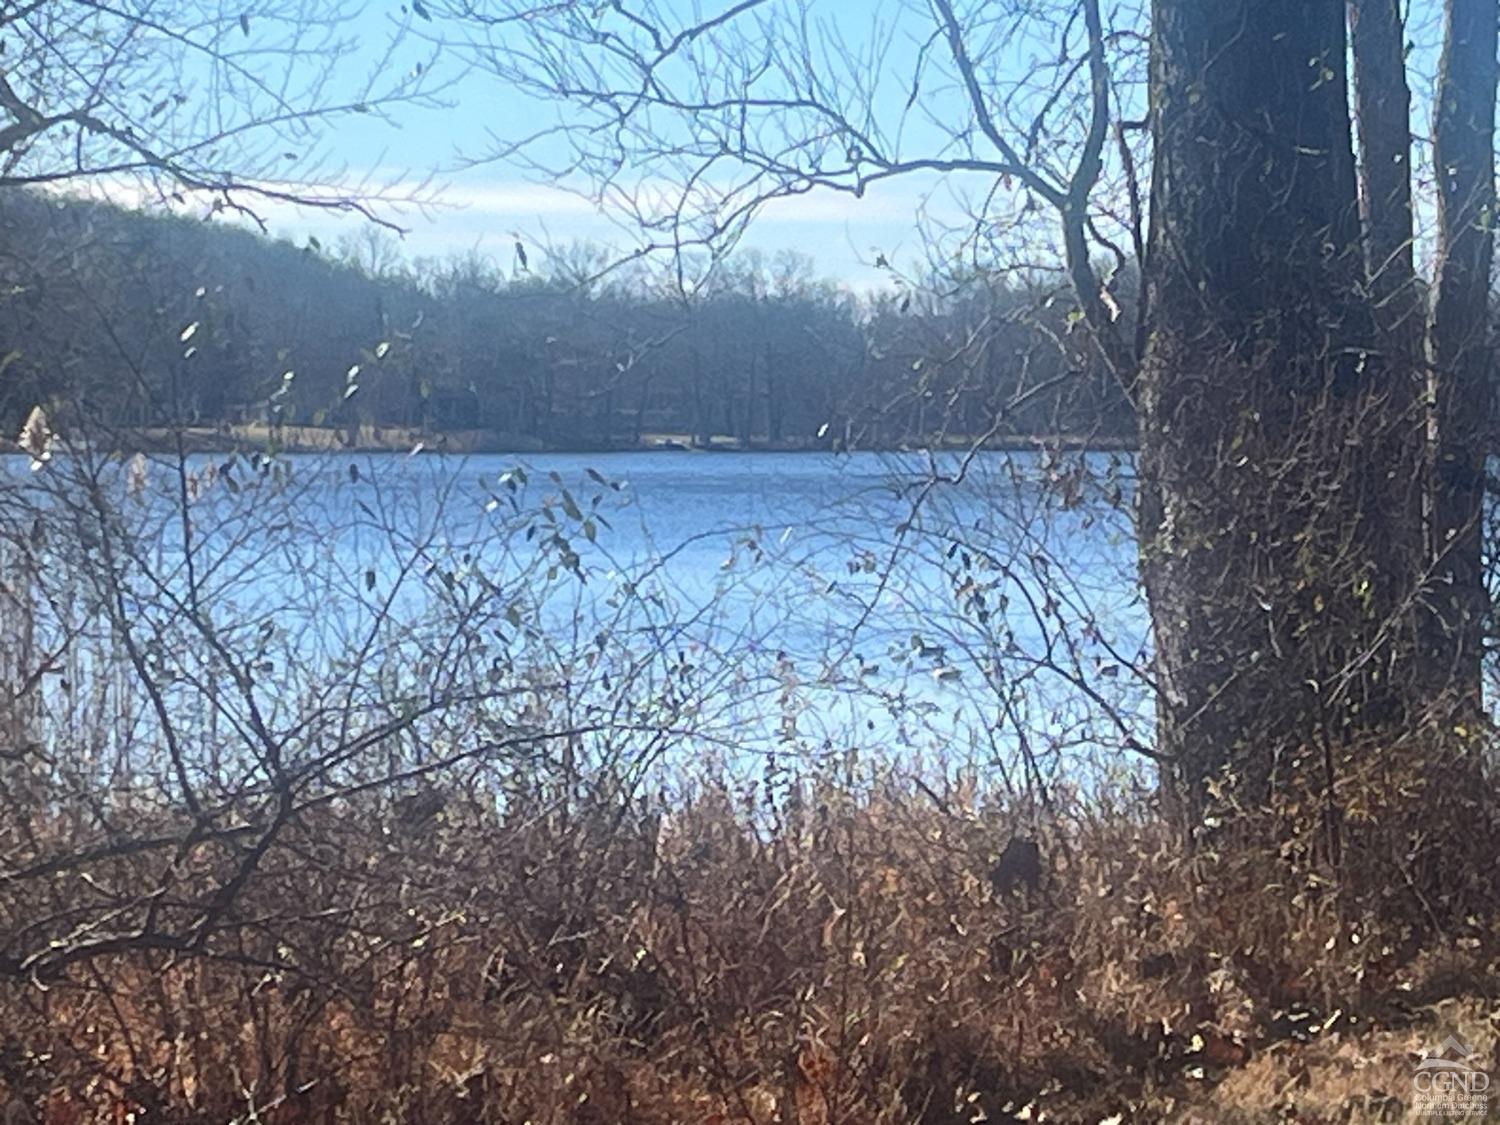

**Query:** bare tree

left=1427, top=0, right=1497, bottom=712
left=443, top=0, right=1497, bottom=850
left=1350, top=0, right=1422, bottom=340
left=0, top=0, right=444, bottom=223
left=0, top=0, right=449, bottom=760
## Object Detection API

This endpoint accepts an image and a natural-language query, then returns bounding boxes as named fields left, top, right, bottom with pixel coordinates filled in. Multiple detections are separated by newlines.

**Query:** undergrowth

left=1, top=755, right=1495, bottom=1124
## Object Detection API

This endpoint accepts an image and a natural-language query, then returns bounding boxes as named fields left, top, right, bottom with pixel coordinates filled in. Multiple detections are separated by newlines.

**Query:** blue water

left=4, top=450, right=1154, bottom=790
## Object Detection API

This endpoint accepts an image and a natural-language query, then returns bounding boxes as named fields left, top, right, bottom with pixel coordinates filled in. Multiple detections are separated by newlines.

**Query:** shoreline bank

left=3, top=423, right=1139, bottom=457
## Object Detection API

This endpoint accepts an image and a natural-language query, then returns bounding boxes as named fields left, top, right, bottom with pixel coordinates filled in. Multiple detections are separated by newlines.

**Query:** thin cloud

left=42, top=169, right=935, bottom=288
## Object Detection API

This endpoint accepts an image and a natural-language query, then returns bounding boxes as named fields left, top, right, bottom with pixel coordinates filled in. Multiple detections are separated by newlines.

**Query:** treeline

left=0, top=191, right=1134, bottom=448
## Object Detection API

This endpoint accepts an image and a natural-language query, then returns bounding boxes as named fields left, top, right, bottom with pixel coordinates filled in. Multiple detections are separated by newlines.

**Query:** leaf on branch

left=239, top=12, right=250, bottom=35
left=19, top=405, right=52, bottom=468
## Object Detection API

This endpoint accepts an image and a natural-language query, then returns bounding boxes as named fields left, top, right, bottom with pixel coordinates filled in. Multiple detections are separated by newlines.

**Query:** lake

left=5, top=449, right=1156, bottom=791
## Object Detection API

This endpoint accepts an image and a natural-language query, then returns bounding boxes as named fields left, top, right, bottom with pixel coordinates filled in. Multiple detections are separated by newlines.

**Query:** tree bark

left=1348, top=0, right=1432, bottom=696
left=1349, top=0, right=1422, bottom=337
left=1427, top=0, right=1497, bottom=711
left=1141, top=0, right=1427, bottom=814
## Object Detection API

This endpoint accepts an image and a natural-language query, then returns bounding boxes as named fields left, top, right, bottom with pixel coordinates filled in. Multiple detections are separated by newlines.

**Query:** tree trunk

left=764, top=342, right=783, bottom=443
left=1349, top=0, right=1422, bottom=339
left=690, top=341, right=710, bottom=447
left=1427, top=0, right=1497, bottom=712
left=1141, top=0, right=1427, bottom=815
left=1348, top=0, right=1433, bottom=696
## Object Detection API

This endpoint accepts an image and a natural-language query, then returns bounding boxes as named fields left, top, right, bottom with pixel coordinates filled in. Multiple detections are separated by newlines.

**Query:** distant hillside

left=0, top=191, right=1136, bottom=450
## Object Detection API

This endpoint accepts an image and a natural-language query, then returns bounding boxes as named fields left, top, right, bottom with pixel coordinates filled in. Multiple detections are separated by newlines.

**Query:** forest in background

left=0, top=190, right=1134, bottom=451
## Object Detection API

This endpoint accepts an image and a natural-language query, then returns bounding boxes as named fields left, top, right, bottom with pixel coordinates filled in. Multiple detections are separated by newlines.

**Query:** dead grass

left=0, top=768, right=1496, bottom=1123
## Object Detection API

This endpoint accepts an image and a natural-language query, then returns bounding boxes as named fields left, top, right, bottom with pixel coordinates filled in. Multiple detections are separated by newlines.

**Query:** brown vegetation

left=2, top=761, right=1494, bottom=1124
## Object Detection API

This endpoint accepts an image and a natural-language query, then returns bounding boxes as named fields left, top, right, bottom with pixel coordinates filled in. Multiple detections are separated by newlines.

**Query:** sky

left=288, top=167, right=951, bottom=290
left=237, top=0, right=1043, bottom=290
left=196, top=0, right=1452, bottom=289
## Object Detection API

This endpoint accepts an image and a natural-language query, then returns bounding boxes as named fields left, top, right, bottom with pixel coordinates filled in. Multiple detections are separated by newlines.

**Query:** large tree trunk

left=1141, top=0, right=1428, bottom=816
left=1349, top=0, right=1422, bottom=340
left=1427, top=0, right=1497, bottom=713
left=1348, top=0, right=1434, bottom=693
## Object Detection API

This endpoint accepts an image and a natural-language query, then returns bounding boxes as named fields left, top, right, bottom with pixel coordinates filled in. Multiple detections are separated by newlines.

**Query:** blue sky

left=256, top=0, right=1061, bottom=289
left=250, top=0, right=1451, bottom=288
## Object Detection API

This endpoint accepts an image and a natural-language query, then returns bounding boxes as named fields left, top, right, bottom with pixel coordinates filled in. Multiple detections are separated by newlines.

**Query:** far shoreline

left=3, top=423, right=1139, bottom=458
